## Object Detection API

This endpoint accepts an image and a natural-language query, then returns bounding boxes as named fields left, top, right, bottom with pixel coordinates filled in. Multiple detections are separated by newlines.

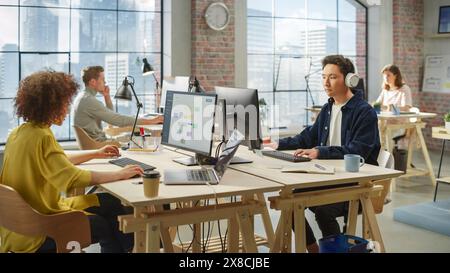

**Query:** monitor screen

left=439, top=6, right=450, bottom=34
left=214, top=86, right=262, bottom=150
left=160, top=76, right=190, bottom=111
left=162, top=91, right=217, bottom=156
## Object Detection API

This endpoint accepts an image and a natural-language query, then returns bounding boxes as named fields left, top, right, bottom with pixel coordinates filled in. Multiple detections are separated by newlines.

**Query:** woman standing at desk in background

left=375, top=64, right=414, bottom=149
left=0, top=71, right=143, bottom=253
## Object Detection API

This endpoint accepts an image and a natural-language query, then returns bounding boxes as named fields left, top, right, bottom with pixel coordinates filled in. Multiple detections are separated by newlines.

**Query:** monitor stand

left=172, top=154, right=217, bottom=166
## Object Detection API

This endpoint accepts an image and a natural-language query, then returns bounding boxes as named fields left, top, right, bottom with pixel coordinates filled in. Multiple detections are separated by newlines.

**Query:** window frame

left=0, top=0, right=164, bottom=144
left=247, top=0, right=368, bottom=126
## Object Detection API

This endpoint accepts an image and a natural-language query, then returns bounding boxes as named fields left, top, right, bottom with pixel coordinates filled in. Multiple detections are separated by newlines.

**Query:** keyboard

left=261, top=150, right=311, bottom=163
left=109, top=157, right=156, bottom=171
left=187, top=170, right=214, bottom=182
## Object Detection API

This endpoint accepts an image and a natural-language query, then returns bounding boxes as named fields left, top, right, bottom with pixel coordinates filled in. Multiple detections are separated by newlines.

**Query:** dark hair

left=14, top=71, right=79, bottom=125
left=381, top=64, right=404, bottom=90
left=322, top=55, right=355, bottom=76
left=82, top=66, right=104, bottom=86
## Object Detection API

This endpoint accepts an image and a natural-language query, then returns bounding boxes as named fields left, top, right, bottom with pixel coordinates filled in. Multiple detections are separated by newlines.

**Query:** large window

left=0, top=0, right=162, bottom=144
left=247, top=0, right=367, bottom=129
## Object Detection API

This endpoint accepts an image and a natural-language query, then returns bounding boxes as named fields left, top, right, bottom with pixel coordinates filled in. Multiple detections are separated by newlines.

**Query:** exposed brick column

left=191, top=0, right=235, bottom=92
left=356, top=10, right=367, bottom=83
left=393, top=0, right=424, bottom=94
left=392, top=0, right=449, bottom=151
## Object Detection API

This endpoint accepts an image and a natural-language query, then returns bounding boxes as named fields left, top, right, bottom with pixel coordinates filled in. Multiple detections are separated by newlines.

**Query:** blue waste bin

left=319, top=234, right=369, bottom=253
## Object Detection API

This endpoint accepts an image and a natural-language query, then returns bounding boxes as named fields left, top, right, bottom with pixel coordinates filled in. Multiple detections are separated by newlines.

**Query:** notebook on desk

left=280, top=163, right=335, bottom=174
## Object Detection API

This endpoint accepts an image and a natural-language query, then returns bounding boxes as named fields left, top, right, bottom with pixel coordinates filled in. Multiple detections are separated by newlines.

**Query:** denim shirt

left=278, top=91, right=380, bottom=165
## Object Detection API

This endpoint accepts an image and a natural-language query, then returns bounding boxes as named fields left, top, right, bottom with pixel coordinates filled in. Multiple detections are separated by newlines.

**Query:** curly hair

left=14, top=71, right=79, bottom=125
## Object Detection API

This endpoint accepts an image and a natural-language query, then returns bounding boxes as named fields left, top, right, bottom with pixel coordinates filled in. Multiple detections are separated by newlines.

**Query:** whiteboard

left=422, top=55, right=450, bottom=93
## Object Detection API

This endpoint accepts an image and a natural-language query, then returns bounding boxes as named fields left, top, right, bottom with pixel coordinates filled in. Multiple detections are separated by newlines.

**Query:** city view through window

left=247, top=0, right=367, bottom=129
left=0, top=0, right=162, bottom=144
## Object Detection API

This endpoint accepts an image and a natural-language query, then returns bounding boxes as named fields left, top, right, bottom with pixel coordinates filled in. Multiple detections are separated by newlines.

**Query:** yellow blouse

left=0, top=123, right=99, bottom=253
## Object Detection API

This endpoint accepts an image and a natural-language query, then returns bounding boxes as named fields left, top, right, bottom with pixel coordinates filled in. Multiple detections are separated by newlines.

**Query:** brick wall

left=393, top=0, right=424, bottom=94
left=356, top=8, right=367, bottom=83
left=393, top=0, right=449, bottom=151
left=191, top=0, right=235, bottom=92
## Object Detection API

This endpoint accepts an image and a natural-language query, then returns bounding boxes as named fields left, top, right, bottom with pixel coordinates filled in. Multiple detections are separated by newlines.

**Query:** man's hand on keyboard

left=293, top=148, right=319, bottom=159
left=117, top=165, right=144, bottom=179
left=96, top=145, right=121, bottom=159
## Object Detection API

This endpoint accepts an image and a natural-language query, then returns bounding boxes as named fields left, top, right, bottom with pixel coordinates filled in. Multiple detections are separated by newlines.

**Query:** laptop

left=163, top=130, right=243, bottom=185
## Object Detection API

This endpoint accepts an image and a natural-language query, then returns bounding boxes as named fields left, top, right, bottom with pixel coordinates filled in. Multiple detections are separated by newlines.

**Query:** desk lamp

left=142, top=58, right=162, bottom=112
left=114, top=76, right=143, bottom=149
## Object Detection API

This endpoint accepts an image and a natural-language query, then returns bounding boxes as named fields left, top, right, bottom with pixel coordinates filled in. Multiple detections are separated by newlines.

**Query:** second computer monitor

left=214, top=86, right=262, bottom=150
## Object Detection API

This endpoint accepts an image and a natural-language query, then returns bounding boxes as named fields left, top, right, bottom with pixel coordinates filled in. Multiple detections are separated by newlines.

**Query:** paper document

left=281, top=163, right=335, bottom=174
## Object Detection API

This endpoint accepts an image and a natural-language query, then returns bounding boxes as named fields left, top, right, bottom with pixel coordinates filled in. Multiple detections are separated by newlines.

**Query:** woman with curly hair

left=0, top=71, right=142, bottom=253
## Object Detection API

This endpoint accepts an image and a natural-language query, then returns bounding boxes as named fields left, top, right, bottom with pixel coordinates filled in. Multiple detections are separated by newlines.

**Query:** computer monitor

left=214, top=86, right=262, bottom=164
left=160, top=76, right=190, bottom=113
left=162, top=90, right=218, bottom=166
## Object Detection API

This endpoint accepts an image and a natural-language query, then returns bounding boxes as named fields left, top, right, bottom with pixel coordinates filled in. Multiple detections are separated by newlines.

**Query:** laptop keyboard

left=109, top=157, right=156, bottom=171
left=261, top=150, right=311, bottom=163
left=187, top=170, right=213, bottom=181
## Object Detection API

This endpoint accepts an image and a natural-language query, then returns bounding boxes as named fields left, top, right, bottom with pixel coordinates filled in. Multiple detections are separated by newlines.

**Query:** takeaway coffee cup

left=143, top=170, right=161, bottom=198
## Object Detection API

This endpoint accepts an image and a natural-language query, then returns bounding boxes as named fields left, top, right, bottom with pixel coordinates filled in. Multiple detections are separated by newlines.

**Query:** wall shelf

left=424, top=33, right=450, bottom=39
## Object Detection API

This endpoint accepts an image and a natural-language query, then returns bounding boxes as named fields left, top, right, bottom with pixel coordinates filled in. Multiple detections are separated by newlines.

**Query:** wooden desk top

left=437, top=177, right=450, bottom=184
left=377, top=112, right=437, bottom=120
left=230, top=148, right=403, bottom=190
left=77, top=148, right=283, bottom=207
left=304, top=107, right=322, bottom=113
left=432, top=127, right=450, bottom=140
left=104, top=125, right=163, bottom=137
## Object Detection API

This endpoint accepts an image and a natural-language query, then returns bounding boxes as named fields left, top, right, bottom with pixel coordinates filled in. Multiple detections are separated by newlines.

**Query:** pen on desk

left=314, top=163, right=326, bottom=171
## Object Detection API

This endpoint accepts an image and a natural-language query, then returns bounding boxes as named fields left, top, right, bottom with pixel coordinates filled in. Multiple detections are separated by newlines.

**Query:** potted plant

left=445, top=112, right=450, bottom=132
left=373, top=102, right=381, bottom=114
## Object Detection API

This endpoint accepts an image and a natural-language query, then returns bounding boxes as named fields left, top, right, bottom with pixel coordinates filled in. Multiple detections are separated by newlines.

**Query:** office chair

left=342, top=150, right=394, bottom=234
left=73, top=125, right=120, bottom=150
left=0, top=184, right=91, bottom=253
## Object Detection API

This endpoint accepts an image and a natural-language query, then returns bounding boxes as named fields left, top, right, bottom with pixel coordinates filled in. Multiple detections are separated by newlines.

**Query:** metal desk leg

left=433, top=140, right=446, bottom=202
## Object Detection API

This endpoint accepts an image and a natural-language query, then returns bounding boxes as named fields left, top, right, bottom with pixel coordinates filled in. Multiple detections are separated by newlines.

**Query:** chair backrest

left=73, top=125, right=119, bottom=150
left=377, top=150, right=394, bottom=169
left=372, top=150, right=395, bottom=214
left=409, top=107, right=420, bottom=123
left=0, top=184, right=91, bottom=253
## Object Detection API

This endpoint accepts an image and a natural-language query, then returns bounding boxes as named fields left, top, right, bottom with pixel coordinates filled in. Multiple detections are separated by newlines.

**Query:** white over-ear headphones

left=345, top=72, right=360, bottom=88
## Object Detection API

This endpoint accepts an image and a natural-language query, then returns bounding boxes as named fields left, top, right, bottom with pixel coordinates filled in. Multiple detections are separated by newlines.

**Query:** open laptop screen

left=214, top=130, right=244, bottom=178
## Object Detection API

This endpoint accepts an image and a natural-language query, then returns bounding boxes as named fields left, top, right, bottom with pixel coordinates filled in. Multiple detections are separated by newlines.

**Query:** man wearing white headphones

left=265, top=55, right=380, bottom=252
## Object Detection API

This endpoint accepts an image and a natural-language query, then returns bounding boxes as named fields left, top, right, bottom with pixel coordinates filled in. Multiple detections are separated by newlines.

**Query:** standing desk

left=230, top=148, right=402, bottom=253
left=77, top=148, right=282, bottom=253
left=378, top=112, right=437, bottom=189
left=432, top=127, right=450, bottom=201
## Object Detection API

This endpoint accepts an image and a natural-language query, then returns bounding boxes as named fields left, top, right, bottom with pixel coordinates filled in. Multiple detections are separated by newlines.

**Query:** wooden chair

left=372, top=150, right=394, bottom=214
left=0, top=184, right=91, bottom=253
left=73, top=125, right=120, bottom=150
left=343, top=150, right=394, bottom=233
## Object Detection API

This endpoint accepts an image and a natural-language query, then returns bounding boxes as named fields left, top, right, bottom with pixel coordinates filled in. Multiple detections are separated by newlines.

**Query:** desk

left=104, top=124, right=163, bottom=137
left=78, top=148, right=282, bottom=253
left=305, top=107, right=322, bottom=124
left=432, top=127, right=450, bottom=201
left=378, top=112, right=437, bottom=188
left=230, top=148, right=402, bottom=253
